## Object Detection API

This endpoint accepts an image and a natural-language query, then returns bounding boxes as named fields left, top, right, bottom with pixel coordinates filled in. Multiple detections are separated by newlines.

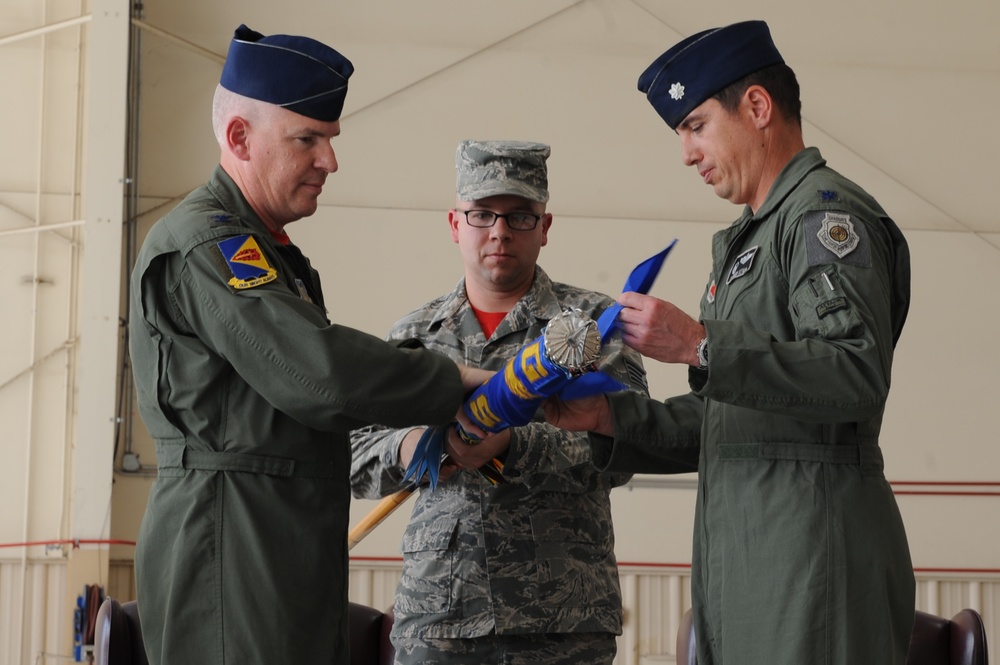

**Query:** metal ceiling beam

left=0, top=14, right=91, bottom=48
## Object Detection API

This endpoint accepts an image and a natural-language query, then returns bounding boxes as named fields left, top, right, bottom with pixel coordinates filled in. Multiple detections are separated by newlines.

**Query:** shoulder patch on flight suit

left=803, top=210, right=872, bottom=268
left=216, top=234, right=278, bottom=289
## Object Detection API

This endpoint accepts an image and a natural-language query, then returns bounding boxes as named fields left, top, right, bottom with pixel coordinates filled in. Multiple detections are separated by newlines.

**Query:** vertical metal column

left=63, top=0, right=130, bottom=656
left=73, top=0, right=128, bottom=543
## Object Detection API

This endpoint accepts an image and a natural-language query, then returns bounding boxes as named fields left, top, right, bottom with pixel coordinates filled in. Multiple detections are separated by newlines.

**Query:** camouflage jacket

left=351, top=267, right=647, bottom=638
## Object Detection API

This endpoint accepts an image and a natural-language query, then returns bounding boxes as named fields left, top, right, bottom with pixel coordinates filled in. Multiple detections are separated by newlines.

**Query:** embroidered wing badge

left=217, top=235, right=278, bottom=289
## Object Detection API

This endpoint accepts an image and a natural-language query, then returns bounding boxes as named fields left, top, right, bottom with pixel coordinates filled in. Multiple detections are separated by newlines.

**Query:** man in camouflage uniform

left=351, top=140, right=648, bottom=665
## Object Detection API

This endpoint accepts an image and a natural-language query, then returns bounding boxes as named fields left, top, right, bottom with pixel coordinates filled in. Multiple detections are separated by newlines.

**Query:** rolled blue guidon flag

left=459, top=308, right=602, bottom=444
left=404, top=309, right=602, bottom=489
left=404, top=241, right=677, bottom=489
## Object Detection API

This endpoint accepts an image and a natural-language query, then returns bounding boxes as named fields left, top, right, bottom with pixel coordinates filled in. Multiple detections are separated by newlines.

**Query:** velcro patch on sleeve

left=216, top=235, right=278, bottom=289
left=803, top=210, right=871, bottom=268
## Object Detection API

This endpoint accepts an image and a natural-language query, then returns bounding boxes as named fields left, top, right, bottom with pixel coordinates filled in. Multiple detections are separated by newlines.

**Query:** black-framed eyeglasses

left=460, top=209, right=542, bottom=231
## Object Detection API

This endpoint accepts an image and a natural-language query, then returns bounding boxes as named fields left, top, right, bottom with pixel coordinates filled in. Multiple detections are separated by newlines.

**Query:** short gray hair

left=211, top=84, right=264, bottom=146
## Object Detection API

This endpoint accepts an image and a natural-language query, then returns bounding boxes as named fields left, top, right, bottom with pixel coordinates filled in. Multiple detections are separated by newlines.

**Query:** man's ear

left=226, top=116, right=252, bottom=161
left=745, top=85, right=774, bottom=129
left=447, top=209, right=461, bottom=244
left=539, top=212, right=552, bottom=247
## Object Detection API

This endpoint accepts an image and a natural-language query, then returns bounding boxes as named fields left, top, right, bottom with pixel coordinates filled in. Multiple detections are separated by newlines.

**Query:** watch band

left=696, top=337, right=709, bottom=369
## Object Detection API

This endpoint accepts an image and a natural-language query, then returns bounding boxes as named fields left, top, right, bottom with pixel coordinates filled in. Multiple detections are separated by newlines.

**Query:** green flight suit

left=128, top=166, right=464, bottom=665
left=595, top=148, right=915, bottom=664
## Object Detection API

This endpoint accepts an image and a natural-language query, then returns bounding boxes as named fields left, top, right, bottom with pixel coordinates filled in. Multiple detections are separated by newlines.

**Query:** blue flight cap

left=638, top=20, right=784, bottom=130
left=220, top=24, right=354, bottom=122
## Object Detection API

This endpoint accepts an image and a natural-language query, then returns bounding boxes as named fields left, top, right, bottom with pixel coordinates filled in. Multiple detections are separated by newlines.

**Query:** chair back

left=348, top=602, right=396, bottom=665
left=93, top=597, right=149, bottom=665
left=948, top=609, right=989, bottom=665
left=676, top=608, right=697, bottom=665
left=907, top=609, right=989, bottom=665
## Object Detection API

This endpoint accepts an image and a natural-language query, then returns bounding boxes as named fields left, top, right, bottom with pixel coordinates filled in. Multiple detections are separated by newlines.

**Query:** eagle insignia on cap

left=669, top=82, right=685, bottom=100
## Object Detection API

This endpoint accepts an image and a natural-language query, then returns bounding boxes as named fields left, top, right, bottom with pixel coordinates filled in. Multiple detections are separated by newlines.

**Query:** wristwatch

left=696, top=337, right=709, bottom=370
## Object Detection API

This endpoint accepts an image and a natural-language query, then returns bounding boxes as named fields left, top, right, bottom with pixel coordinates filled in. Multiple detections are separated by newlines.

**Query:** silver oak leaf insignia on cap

left=669, top=82, right=685, bottom=100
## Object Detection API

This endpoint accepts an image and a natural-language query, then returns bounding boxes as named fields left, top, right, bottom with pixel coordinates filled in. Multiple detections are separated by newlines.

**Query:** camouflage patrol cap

left=456, top=140, right=550, bottom=203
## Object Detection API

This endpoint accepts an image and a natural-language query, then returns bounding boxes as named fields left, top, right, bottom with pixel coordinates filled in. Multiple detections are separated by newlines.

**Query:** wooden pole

left=347, top=488, right=415, bottom=550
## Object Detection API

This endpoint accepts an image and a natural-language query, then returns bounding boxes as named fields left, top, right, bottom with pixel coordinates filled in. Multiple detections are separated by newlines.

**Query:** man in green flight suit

left=128, top=24, right=487, bottom=665
left=544, top=20, right=915, bottom=665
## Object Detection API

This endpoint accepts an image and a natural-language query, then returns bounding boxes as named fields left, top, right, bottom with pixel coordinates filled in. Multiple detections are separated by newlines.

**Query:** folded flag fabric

left=595, top=238, right=676, bottom=343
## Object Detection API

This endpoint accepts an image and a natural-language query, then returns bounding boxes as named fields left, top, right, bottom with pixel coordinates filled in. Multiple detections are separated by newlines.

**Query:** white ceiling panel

left=2, top=0, right=997, bottom=236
